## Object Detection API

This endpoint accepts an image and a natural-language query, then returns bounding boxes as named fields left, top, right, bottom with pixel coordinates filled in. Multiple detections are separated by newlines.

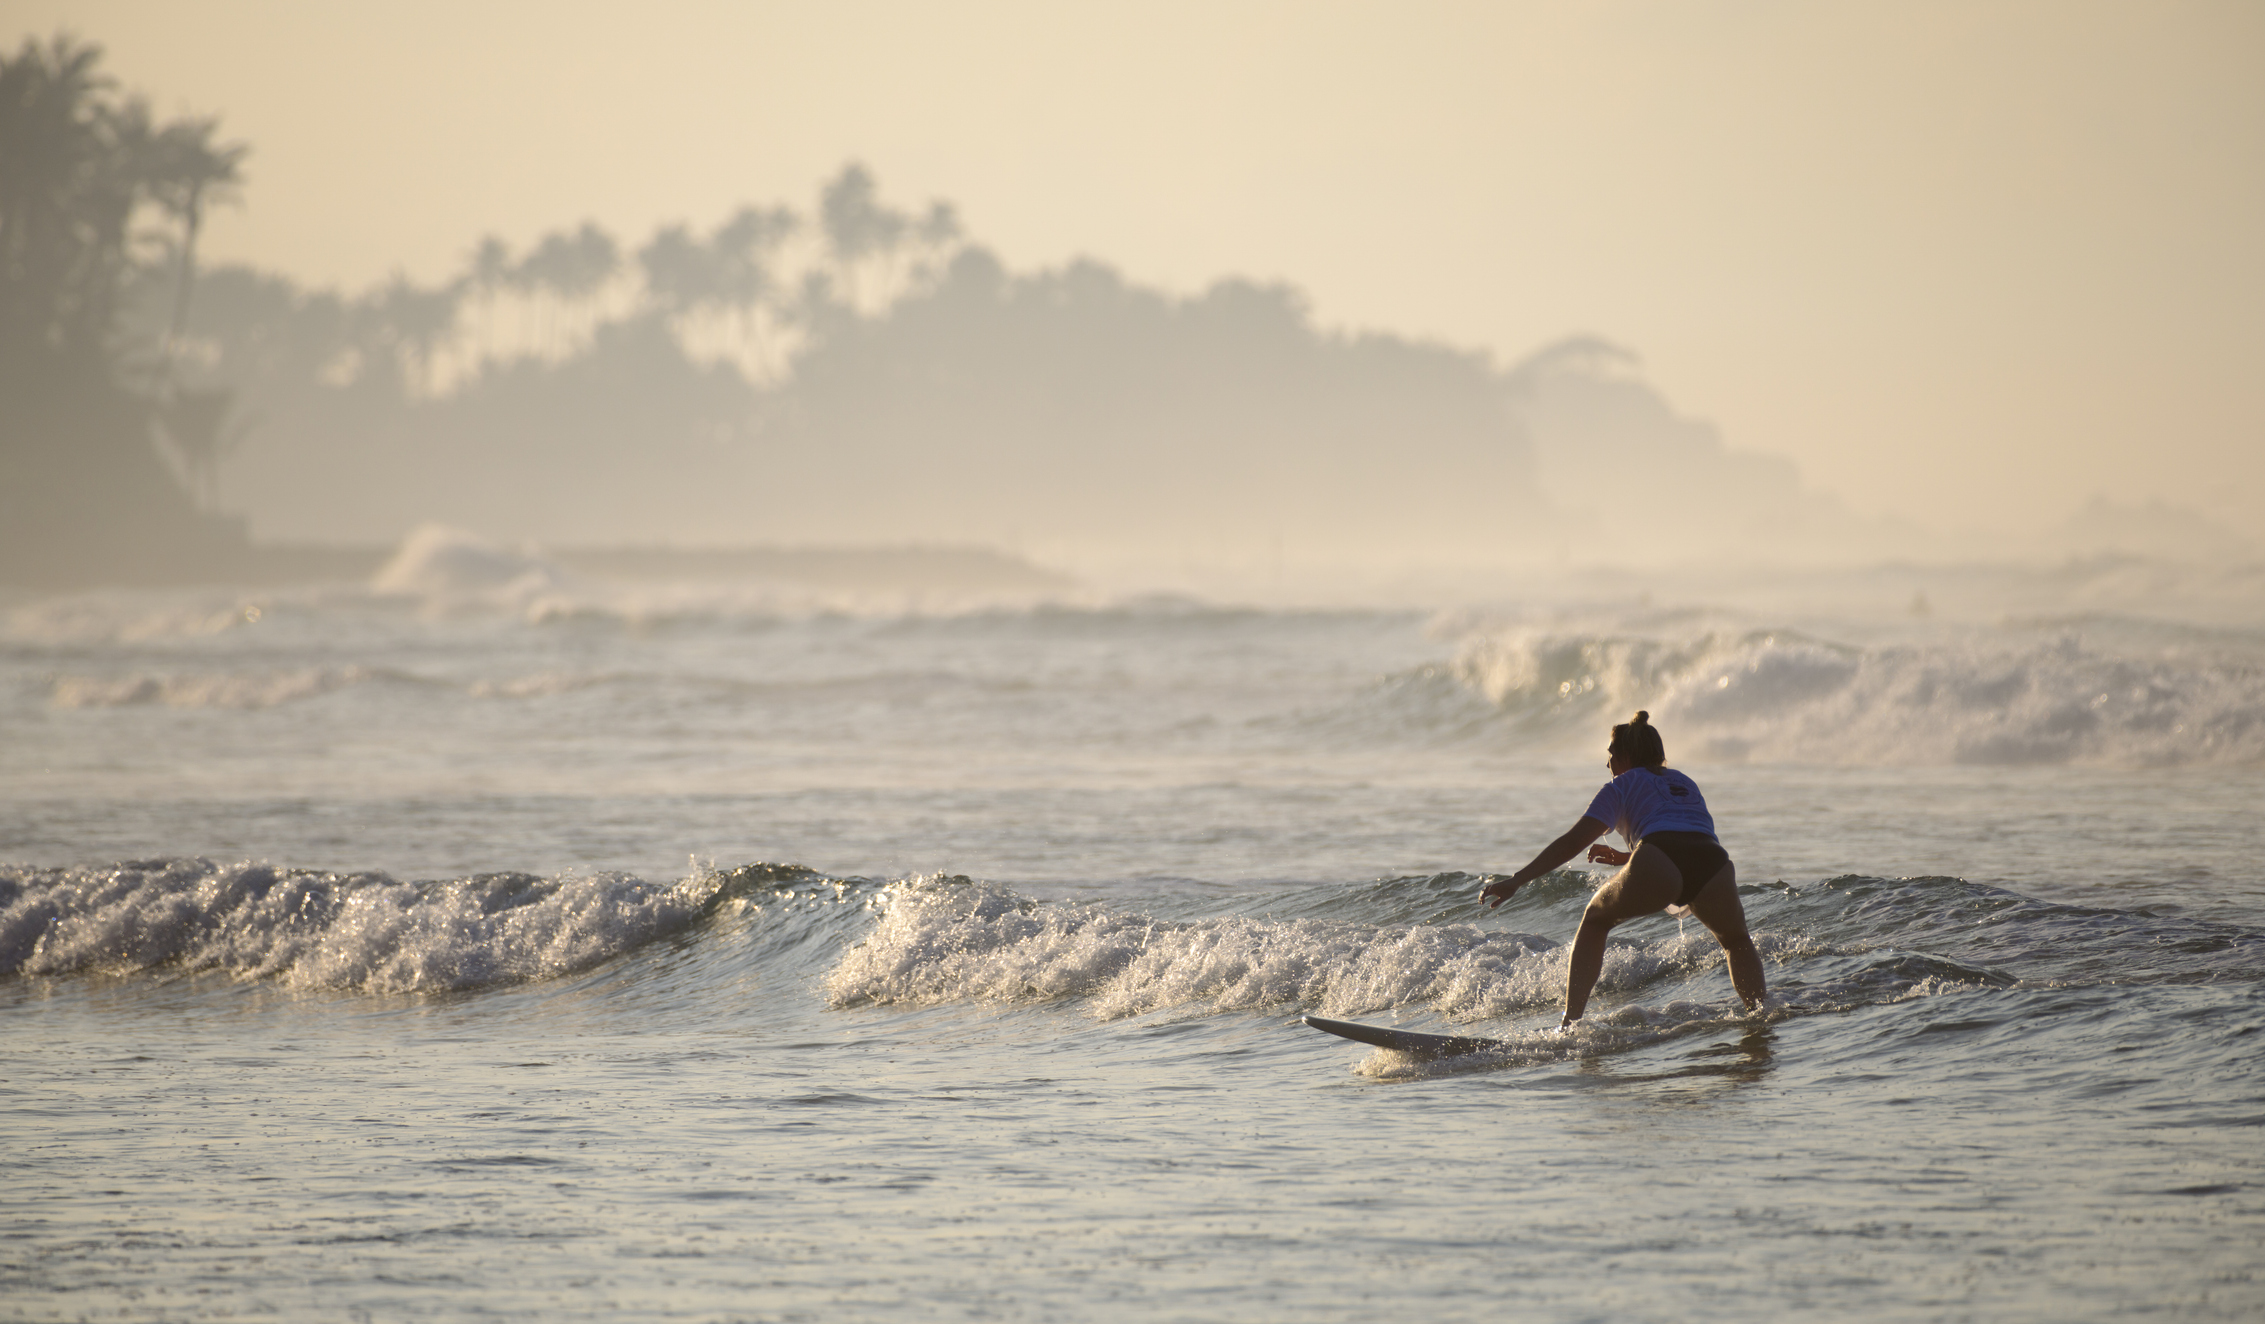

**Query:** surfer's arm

left=1481, top=816, right=1611, bottom=908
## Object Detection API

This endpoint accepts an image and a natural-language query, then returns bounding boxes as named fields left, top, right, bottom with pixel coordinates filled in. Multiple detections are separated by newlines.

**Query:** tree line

left=5, top=32, right=1565, bottom=576
left=1, top=33, right=253, bottom=584
left=201, top=162, right=965, bottom=400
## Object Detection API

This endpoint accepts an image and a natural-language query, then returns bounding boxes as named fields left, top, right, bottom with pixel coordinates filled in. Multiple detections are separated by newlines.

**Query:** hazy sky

left=18, top=0, right=2264, bottom=536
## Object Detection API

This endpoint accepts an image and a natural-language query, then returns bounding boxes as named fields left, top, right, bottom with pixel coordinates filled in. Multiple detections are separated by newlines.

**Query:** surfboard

left=1300, top=1014, right=1509, bottom=1059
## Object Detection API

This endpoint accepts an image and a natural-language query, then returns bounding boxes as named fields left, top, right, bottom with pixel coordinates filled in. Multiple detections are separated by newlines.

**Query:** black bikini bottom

left=1642, top=831, right=1731, bottom=907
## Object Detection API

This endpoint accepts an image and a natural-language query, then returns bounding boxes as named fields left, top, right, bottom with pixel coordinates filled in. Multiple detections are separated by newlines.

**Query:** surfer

left=1479, top=711, right=1768, bottom=1027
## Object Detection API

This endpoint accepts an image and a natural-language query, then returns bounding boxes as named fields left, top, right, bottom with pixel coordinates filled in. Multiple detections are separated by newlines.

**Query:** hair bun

left=1633, top=710, right=1650, bottom=724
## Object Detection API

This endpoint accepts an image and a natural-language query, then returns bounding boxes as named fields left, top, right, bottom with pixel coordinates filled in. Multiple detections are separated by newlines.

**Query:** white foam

left=821, top=878, right=2027, bottom=1080
left=827, top=876, right=1633, bottom=1020
left=1433, top=620, right=2265, bottom=766
left=0, top=859, right=727, bottom=993
left=358, top=523, right=1098, bottom=628
left=1346, top=952, right=1995, bottom=1079
left=2, top=593, right=290, bottom=646
left=370, top=524, right=561, bottom=597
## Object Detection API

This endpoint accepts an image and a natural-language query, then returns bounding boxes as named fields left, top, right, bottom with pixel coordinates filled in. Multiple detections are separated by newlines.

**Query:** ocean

left=5, top=530, right=2262, bottom=1321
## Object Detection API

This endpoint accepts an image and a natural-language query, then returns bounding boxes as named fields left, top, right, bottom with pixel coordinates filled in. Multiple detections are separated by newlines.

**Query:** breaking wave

left=824, top=873, right=1567, bottom=1020
left=8, top=861, right=2254, bottom=1069
left=0, top=858, right=851, bottom=994
left=1370, top=617, right=2265, bottom=766
left=825, top=871, right=2262, bottom=1045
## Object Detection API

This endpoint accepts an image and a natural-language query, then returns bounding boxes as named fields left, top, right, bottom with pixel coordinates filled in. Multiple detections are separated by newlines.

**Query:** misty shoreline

left=10, top=524, right=2259, bottom=636
left=4, top=36, right=2255, bottom=606
left=0, top=539, right=1074, bottom=595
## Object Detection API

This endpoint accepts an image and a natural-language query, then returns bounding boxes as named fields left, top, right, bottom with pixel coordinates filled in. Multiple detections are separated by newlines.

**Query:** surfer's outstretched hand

left=1479, top=876, right=1521, bottom=909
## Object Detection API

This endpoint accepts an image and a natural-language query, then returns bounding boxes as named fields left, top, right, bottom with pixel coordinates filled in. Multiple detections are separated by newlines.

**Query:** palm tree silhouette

left=636, top=222, right=711, bottom=316
left=373, top=274, right=459, bottom=396
left=514, top=221, right=617, bottom=354
left=819, top=163, right=905, bottom=311
left=2, top=34, right=260, bottom=570
left=1, top=35, right=146, bottom=358
left=815, top=164, right=963, bottom=316
left=707, top=205, right=797, bottom=366
left=909, top=200, right=962, bottom=288
left=142, top=114, right=246, bottom=351
left=461, top=233, right=512, bottom=363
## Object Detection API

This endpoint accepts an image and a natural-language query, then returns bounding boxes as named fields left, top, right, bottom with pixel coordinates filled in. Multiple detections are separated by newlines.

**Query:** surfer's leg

left=1564, top=846, right=1679, bottom=1024
left=1686, top=862, right=1768, bottom=1010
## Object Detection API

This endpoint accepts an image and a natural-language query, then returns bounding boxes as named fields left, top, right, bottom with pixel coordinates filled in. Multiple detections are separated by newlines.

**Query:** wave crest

left=0, top=857, right=766, bottom=992
left=828, top=874, right=1579, bottom=1020
left=1388, top=621, right=2265, bottom=766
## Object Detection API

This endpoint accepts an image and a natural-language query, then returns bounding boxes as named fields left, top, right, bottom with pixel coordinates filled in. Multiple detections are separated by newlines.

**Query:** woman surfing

left=1480, top=711, right=1768, bottom=1027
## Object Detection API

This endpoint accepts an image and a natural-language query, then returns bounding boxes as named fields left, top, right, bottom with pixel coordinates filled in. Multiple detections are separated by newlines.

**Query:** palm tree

left=514, top=221, right=618, bottom=354
left=137, top=108, right=248, bottom=499
left=814, top=165, right=964, bottom=315
left=636, top=222, right=712, bottom=315
left=142, top=113, right=246, bottom=350
left=819, top=163, right=905, bottom=311
left=512, top=230, right=570, bottom=353
left=461, top=233, right=512, bottom=362
left=1, top=35, right=140, bottom=359
left=708, top=204, right=797, bottom=362
left=905, top=199, right=963, bottom=295
left=373, top=274, right=459, bottom=396
left=556, top=221, right=618, bottom=306
left=1, top=35, right=256, bottom=575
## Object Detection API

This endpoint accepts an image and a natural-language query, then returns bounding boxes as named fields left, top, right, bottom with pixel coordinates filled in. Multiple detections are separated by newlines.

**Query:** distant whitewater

left=14, top=532, right=2264, bottom=769
left=1350, top=613, right=2265, bottom=768
left=364, top=522, right=1084, bottom=622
